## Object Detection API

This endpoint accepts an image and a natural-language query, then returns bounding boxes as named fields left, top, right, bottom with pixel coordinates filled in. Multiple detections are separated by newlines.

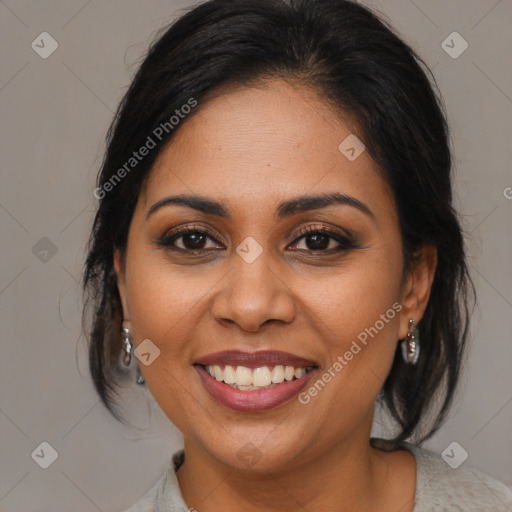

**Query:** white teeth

left=271, top=365, right=285, bottom=383
left=214, top=365, right=223, bottom=381
left=235, top=366, right=252, bottom=386
left=294, top=367, right=306, bottom=379
left=252, top=367, right=272, bottom=387
left=204, top=364, right=313, bottom=388
left=284, top=366, right=295, bottom=381
left=223, top=365, right=236, bottom=384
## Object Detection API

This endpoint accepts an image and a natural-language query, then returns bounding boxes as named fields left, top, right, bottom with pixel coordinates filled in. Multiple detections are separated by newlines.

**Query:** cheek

left=309, top=248, right=402, bottom=341
left=123, top=249, right=216, bottom=374
left=304, top=247, right=403, bottom=395
left=280, top=251, right=404, bottom=454
left=122, top=253, right=213, bottom=432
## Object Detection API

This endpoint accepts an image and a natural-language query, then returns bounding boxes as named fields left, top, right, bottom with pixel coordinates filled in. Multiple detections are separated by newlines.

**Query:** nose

left=212, top=250, right=296, bottom=332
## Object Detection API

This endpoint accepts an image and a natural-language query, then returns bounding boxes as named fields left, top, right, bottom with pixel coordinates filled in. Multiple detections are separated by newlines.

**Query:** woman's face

left=115, top=79, right=430, bottom=471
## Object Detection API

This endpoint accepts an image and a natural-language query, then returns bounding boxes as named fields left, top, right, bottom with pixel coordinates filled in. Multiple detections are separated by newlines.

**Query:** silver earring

left=401, top=318, right=420, bottom=365
left=121, top=323, right=133, bottom=367
left=136, top=367, right=145, bottom=385
left=121, top=322, right=145, bottom=385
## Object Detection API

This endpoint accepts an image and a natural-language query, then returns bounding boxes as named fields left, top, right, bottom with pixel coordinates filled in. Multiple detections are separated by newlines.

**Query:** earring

left=401, top=318, right=420, bottom=365
left=136, top=367, right=145, bottom=385
left=121, top=322, right=146, bottom=385
left=121, top=322, right=133, bottom=367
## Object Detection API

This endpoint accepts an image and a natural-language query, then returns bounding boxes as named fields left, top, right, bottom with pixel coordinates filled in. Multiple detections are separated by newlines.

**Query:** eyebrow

left=145, top=192, right=376, bottom=223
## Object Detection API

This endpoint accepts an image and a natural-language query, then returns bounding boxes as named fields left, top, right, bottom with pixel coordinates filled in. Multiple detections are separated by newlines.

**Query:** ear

left=114, top=248, right=129, bottom=320
left=398, top=244, right=437, bottom=339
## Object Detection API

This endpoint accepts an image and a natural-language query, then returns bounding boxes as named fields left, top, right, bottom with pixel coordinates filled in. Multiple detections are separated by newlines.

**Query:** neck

left=176, top=426, right=415, bottom=512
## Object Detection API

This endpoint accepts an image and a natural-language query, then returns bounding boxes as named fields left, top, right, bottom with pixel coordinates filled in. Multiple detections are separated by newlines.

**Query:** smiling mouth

left=197, top=363, right=317, bottom=390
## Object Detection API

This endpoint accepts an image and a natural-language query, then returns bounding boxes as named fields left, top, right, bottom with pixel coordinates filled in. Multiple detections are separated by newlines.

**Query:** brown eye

left=289, top=226, right=357, bottom=253
left=157, top=226, right=224, bottom=252
left=175, top=231, right=209, bottom=250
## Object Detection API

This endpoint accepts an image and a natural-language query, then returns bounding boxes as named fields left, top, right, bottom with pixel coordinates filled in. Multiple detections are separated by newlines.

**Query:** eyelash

left=156, top=224, right=358, bottom=255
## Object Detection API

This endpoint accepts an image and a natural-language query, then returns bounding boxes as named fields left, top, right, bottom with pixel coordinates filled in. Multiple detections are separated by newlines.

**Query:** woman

left=82, top=0, right=512, bottom=510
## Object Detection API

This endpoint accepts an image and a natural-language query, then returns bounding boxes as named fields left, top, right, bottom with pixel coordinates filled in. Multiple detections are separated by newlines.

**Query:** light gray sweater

left=125, top=443, right=512, bottom=511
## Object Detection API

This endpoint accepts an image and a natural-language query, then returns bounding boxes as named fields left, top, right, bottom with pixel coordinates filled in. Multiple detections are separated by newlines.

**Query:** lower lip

left=195, top=365, right=317, bottom=412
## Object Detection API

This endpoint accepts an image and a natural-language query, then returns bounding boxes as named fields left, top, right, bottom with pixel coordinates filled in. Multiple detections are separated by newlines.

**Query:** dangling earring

left=136, top=367, right=145, bottom=385
left=121, top=322, right=146, bottom=385
left=121, top=322, right=133, bottom=367
left=401, top=318, right=420, bottom=365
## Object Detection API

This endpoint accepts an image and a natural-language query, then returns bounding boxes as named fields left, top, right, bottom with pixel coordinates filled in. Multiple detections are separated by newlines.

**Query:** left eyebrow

left=145, top=192, right=376, bottom=224
left=275, top=192, right=376, bottom=223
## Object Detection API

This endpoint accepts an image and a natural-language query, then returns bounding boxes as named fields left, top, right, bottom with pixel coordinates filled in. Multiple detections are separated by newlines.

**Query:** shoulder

left=123, top=475, right=163, bottom=512
left=404, top=442, right=512, bottom=512
left=123, top=449, right=189, bottom=512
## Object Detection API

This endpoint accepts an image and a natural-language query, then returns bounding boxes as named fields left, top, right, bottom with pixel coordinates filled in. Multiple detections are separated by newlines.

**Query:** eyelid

left=159, top=223, right=226, bottom=246
left=292, top=223, right=355, bottom=243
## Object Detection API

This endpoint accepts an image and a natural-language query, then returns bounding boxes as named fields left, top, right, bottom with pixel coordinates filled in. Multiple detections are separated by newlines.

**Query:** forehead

left=140, top=79, right=395, bottom=219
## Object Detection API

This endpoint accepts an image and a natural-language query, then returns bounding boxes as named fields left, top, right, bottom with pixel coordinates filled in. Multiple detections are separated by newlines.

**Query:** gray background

left=1, top=0, right=511, bottom=510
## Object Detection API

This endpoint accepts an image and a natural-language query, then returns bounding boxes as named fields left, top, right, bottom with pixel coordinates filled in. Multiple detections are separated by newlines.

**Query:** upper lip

left=194, top=350, right=318, bottom=368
